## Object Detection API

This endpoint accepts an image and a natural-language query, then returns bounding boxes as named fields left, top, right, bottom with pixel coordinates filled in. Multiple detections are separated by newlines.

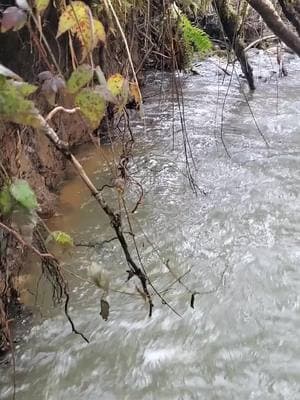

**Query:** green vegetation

left=179, top=14, right=212, bottom=65
left=0, top=75, right=39, bottom=128
left=0, top=179, right=38, bottom=215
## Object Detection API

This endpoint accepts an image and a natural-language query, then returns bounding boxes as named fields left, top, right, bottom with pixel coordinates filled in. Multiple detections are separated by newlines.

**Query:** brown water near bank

left=48, top=142, right=122, bottom=231
left=16, top=142, right=122, bottom=311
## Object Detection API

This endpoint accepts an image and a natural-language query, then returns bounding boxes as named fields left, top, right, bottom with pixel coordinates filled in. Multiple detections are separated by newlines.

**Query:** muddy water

left=1, top=51, right=300, bottom=399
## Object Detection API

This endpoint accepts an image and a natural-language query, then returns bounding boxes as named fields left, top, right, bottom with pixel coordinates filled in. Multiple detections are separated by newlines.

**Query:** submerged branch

left=75, top=237, right=118, bottom=248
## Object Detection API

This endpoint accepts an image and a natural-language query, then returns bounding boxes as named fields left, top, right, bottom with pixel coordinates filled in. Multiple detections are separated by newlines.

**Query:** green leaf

left=10, top=179, right=38, bottom=210
left=50, top=231, right=74, bottom=247
left=75, top=88, right=106, bottom=128
left=178, top=13, right=212, bottom=68
left=0, top=187, right=13, bottom=215
left=12, top=82, right=37, bottom=96
left=0, top=77, right=41, bottom=128
left=67, top=64, right=93, bottom=94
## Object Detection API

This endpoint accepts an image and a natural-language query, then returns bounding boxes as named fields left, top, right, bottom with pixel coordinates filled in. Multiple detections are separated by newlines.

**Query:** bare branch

left=45, top=107, right=80, bottom=122
left=37, top=114, right=154, bottom=316
left=246, top=0, right=300, bottom=56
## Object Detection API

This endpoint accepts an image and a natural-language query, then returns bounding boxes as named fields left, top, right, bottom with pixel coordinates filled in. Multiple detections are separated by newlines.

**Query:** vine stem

left=0, top=222, right=56, bottom=260
left=28, top=9, right=63, bottom=75
left=104, top=0, right=144, bottom=116
left=45, top=107, right=80, bottom=122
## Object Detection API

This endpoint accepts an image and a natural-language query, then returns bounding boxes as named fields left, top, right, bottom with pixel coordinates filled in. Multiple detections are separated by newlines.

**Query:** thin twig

left=0, top=222, right=56, bottom=260
left=191, top=263, right=230, bottom=308
left=104, top=0, right=144, bottom=115
left=74, top=237, right=118, bottom=248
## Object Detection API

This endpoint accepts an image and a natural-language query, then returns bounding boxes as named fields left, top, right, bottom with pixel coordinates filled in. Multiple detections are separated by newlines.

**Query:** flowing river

left=1, top=50, right=300, bottom=399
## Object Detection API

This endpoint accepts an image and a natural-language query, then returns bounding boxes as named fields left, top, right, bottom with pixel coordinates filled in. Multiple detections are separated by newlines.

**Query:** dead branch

left=45, top=107, right=80, bottom=122
left=129, top=177, right=144, bottom=214
left=244, top=34, right=277, bottom=52
left=75, top=237, right=118, bottom=248
left=38, top=114, right=154, bottom=316
left=0, top=221, right=89, bottom=344
left=246, top=0, right=300, bottom=56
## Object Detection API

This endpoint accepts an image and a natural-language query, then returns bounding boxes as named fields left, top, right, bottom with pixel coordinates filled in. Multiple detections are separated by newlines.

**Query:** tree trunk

left=278, top=0, right=300, bottom=37
left=214, top=0, right=255, bottom=90
left=246, top=0, right=300, bottom=56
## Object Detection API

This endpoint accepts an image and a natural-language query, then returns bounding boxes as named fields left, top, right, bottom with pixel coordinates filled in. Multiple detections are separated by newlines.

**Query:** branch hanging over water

left=39, top=112, right=154, bottom=317
left=246, top=0, right=300, bottom=56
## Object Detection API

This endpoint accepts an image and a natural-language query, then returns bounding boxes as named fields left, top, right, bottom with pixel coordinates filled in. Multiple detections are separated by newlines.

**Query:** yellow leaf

left=129, top=82, right=142, bottom=106
left=57, top=1, right=106, bottom=61
left=35, top=0, right=50, bottom=14
left=107, top=74, right=125, bottom=97
left=94, top=19, right=106, bottom=43
left=57, top=1, right=87, bottom=37
left=78, top=19, right=106, bottom=62
left=51, top=231, right=74, bottom=247
left=107, top=74, right=129, bottom=112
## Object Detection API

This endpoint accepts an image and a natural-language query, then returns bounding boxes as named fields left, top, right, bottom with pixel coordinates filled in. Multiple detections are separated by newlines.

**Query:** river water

left=1, top=51, right=300, bottom=399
